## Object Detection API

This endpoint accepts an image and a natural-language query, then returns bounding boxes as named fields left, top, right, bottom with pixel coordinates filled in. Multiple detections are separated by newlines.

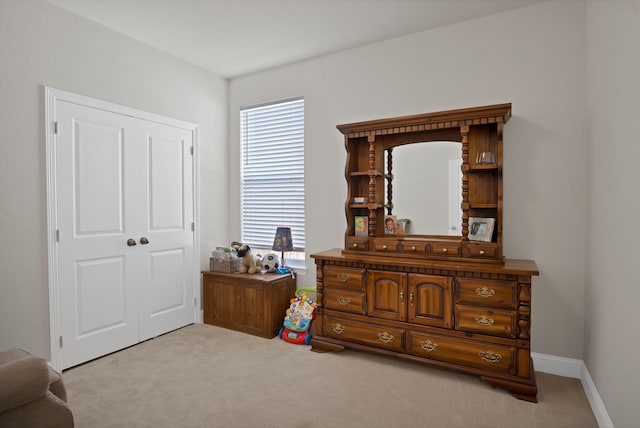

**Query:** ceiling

left=48, top=0, right=547, bottom=79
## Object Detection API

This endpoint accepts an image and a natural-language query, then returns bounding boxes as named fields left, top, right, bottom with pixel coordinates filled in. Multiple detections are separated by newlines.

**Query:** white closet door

left=52, top=96, right=196, bottom=370
left=56, top=101, right=140, bottom=369
left=137, top=120, right=195, bottom=340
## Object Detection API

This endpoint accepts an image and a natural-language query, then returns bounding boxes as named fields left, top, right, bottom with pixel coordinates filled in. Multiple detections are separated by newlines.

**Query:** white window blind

left=240, top=98, right=305, bottom=255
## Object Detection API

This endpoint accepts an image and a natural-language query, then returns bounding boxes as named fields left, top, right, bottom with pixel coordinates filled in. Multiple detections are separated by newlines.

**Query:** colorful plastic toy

left=279, top=288, right=316, bottom=345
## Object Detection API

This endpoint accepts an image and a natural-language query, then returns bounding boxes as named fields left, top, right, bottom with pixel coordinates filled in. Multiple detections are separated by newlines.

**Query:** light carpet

left=63, top=324, right=598, bottom=428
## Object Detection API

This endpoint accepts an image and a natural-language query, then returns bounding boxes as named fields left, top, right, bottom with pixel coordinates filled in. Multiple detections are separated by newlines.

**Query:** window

left=240, top=98, right=305, bottom=266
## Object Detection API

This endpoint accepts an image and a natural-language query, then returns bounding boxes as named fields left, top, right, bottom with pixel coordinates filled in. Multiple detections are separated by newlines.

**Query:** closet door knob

left=140, top=237, right=149, bottom=245
left=126, top=238, right=137, bottom=247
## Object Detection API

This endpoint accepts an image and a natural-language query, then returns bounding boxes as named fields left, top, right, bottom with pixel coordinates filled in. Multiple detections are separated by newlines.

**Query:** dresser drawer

left=373, top=239, right=399, bottom=253
left=456, top=278, right=516, bottom=308
left=467, top=243, right=498, bottom=258
left=454, top=305, right=516, bottom=338
left=324, top=289, right=366, bottom=315
left=399, top=240, right=428, bottom=255
left=407, top=331, right=515, bottom=374
left=345, top=237, right=368, bottom=251
left=324, top=316, right=404, bottom=352
left=324, top=266, right=365, bottom=290
left=428, top=241, right=461, bottom=256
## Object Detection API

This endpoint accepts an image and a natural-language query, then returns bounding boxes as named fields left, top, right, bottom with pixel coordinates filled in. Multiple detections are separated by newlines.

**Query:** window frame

left=239, top=97, right=305, bottom=268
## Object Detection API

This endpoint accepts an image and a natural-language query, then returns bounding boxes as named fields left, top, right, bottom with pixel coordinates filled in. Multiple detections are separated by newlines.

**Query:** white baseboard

left=532, top=353, right=614, bottom=428
left=532, top=352, right=582, bottom=378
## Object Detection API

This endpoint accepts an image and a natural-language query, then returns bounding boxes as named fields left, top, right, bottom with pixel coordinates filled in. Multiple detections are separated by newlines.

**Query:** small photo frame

left=396, top=218, right=411, bottom=235
left=468, top=217, right=495, bottom=242
left=384, top=215, right=397, bottom=235
left=354, top=215, right=369, bottom=237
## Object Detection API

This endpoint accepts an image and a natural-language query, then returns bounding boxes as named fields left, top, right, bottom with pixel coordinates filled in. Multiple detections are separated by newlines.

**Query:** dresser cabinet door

left=367, top=270, right=407, bottom=321
left=408, top=274, right=453, bottom=329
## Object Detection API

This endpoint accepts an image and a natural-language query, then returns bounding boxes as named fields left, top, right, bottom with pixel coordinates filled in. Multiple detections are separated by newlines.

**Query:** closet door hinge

left=59, top=336, right=63, bottom=348
left=54, top=121, right=58, bottom=134
left=191, top=222, right=195, bottom=231
left=194, top=297, right=197, bottom=306
left=56, top=229, right=60, bottom=242
left=190, top=146, right=194, bottom=156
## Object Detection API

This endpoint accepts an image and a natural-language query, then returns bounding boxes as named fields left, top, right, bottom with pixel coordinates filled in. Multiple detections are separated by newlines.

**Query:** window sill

left=286, top=259, right=307, bottom=275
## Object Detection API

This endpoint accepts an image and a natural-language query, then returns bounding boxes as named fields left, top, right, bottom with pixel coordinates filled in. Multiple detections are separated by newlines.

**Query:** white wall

left=230, top=1, right=587, bottom=358
left=586, top=1, right=640, bottom=426
left=0, top=0, right=228, bottom=359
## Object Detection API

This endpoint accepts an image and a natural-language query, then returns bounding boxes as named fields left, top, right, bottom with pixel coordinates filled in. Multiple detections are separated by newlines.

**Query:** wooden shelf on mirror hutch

left=312, top=104, right=540, bottom=402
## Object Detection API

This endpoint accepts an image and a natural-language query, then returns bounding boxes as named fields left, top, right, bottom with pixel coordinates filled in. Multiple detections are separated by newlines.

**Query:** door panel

left=75, top=257, right=129, bottom=337
left=148, top=134, right=185, bottom=230
left=138, top=121, right=195, bottom=340
left=148, top=249, right=186, bottom=314
left=56, top=101, right=139, bottom=369
left=74, top=119, right=124, bottom=235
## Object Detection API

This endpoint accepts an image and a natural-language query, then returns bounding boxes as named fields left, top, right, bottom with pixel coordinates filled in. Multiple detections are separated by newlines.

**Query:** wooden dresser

left=311, top=249, right=538, bottom=401
left=311, top=104, right=540, bottom=401
left=202, top=271, right=296, bottom=339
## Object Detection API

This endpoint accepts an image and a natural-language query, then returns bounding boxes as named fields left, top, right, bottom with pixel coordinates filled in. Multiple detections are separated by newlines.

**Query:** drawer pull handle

left=442, top=248, right=448, bottom=253
left=479, top=350, right=502, bottom=364
left=377, top=331, right=394, bottom=344
left=475, top=315, right=495, bottom=326
left=382, top=244, right=388, bottom=250
left=475, top=287, right=495, bottom=299
left=399, top=290, right=404, bottom=303
left=411, top=246, right=416, bottom=251
left=336, top=273, right=349, bottom=282
left=353, top=243, right=358, bottom=248
left=479, top=250, right=485, bottom=255
left=332, top=323, right=346, bottom=334
left=337, top=297, right=351, bottom=306
left=409, top=292, right=414, bottom=305
left=420, top=340, right=439, bottom=352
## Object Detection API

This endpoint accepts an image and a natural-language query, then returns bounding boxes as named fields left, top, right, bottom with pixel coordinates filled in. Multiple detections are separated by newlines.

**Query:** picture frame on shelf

left=395, top=218, right=410, bottom=235
left=384, top=215, right=396, bottom=235
left=354, top=215, right=369, bottom=237
left=468, top=217, right=495, bottom=242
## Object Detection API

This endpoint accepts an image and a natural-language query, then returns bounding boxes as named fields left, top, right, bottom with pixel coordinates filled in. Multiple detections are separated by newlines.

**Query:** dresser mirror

left=385, top=141, right=462, bottom=236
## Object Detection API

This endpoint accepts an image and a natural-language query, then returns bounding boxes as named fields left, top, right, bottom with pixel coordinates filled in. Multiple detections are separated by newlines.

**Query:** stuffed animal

left=262, top=253, right=281, bottom=272
left=236, top=244, right=262, bottom=274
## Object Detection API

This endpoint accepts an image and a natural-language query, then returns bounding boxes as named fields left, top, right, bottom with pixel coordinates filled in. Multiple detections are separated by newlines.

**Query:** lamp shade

left=272, top=227, right=294, bottom=252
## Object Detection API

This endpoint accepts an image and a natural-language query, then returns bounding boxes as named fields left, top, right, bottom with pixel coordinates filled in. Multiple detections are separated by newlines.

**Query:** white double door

left=51, top=95, right=196, bottom=369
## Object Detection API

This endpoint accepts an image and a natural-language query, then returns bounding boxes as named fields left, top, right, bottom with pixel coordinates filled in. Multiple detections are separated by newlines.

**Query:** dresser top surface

left=311, top=248, right=538, bottom=276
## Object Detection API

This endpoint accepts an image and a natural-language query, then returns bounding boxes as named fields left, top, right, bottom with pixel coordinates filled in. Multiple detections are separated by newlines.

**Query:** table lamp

left=272, top=227, right=293, bottom=267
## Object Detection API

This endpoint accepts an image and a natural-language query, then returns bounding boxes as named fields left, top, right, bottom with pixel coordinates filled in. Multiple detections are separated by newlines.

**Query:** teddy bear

left=236, top=244, right=262, bottom=274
